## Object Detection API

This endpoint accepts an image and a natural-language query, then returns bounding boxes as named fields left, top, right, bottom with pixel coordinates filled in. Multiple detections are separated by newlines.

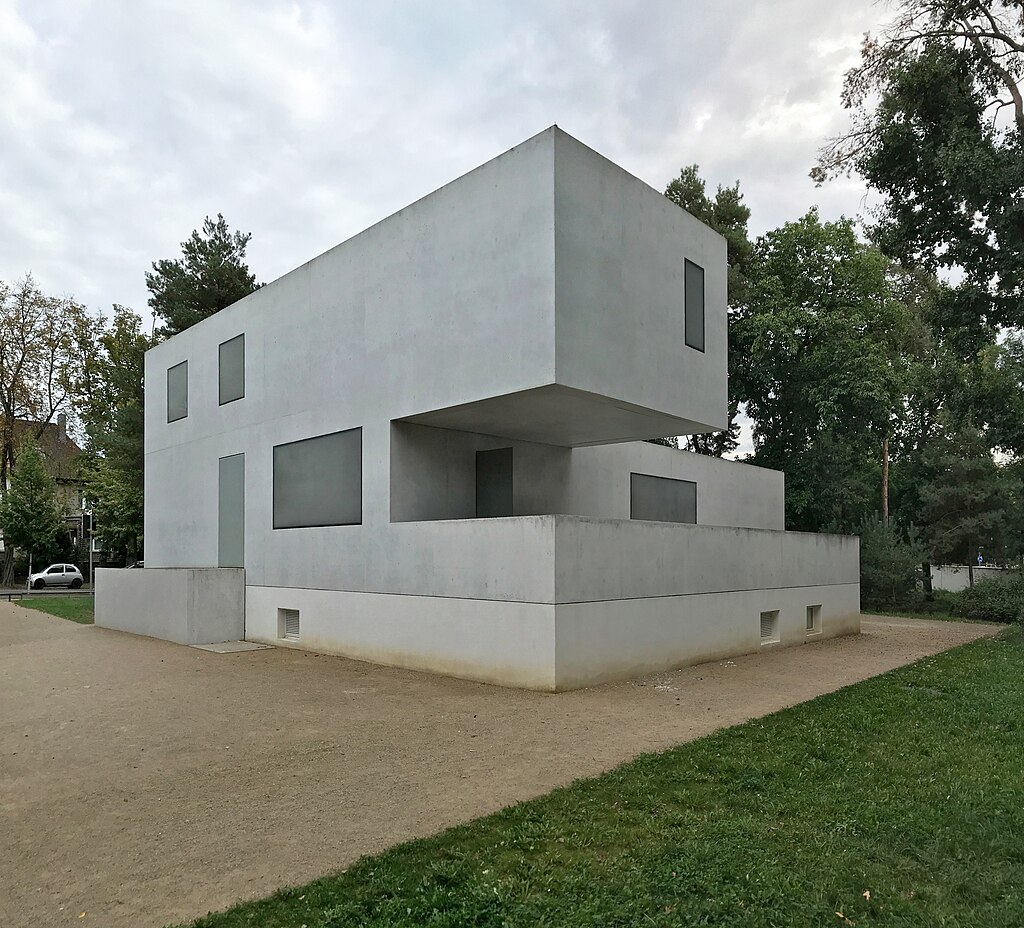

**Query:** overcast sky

left=1, top=0, right=891, bottom=326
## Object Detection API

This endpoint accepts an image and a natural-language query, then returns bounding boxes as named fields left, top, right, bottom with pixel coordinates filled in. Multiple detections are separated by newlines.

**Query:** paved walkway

left=0, top=604, right=999, bottom=928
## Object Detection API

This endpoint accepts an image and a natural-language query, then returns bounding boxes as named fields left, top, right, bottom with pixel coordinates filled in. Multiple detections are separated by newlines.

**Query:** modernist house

left=97, top=127, right=859, bottom=690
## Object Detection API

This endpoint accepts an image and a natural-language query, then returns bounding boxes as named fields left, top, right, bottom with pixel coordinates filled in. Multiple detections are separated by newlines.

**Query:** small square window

left=806, top=604, right=822, bottom=634
left=684, top=259, right=705, bottom=352
left=167, top=361, right=188, bottom=422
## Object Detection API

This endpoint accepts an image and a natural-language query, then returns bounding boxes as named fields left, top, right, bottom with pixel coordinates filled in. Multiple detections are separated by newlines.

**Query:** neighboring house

left=97, top=127, right=860, bottom=690
left=1, top=414, right=86, bottom=552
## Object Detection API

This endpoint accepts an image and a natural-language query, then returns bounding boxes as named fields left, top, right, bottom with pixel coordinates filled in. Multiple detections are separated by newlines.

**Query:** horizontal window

left=273, top=428, right=362, bottom=529
left=630, top=473, right=697, bottom=524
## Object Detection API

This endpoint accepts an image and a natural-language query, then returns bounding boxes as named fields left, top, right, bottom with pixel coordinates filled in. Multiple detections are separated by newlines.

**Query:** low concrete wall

left=245, top=586, right=557, bottom=690
left=554, top=584, right=861, bottom=690
left=95, top=568, right=245, bottom=645
left=930, top=565, right=1010, bottom=592
left=242, top=517, right=860, bottom=690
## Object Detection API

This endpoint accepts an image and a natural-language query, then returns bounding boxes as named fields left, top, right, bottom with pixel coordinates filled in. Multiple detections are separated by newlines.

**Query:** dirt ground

left=0, top=605, right=999, bottom=928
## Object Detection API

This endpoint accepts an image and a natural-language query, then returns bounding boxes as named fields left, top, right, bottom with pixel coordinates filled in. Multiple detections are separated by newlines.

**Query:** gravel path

left=0, top=604, right=999, bottom=928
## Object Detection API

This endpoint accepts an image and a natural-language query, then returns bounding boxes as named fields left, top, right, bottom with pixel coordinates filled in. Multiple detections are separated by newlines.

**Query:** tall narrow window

left=167, top=361, right=188, bottom=422
left=273, top=428, right=362, bottom=529
left=219, top=334, right=245, bottom=405
left=684, top=259, right=705, bottom=352
left=630, top=473, right=697, bottom=524
left=476, top=448, right=513, bottom=518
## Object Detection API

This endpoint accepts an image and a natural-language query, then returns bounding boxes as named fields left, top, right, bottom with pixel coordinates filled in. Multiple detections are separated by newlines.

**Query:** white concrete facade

left=96, top=127, right=860, bottom=689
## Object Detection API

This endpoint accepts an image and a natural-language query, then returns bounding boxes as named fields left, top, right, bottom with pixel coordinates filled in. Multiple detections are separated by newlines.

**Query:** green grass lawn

left=180, top=627, right=1024, bottom=928
left=17, top=594, right=94, bottom=624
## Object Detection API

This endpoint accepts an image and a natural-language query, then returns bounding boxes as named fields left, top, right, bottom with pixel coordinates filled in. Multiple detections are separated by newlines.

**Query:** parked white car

left=28, top=563, right=84, bottom=590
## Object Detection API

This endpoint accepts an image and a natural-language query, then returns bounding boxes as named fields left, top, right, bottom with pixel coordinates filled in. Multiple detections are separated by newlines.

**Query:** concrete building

left=97, top=127, right=859, bottom=690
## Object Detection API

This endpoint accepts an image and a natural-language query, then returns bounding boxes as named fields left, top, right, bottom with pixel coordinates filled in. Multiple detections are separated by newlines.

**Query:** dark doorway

left=476, top=448, right=513, bottom=518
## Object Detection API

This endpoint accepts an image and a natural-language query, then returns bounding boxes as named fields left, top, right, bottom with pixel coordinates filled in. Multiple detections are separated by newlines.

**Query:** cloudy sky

left=2, top=0, right=888, bottom=324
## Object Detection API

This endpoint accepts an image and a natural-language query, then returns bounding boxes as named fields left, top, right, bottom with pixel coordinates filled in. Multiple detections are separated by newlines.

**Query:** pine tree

left=146, top=214, right=260, bottom=337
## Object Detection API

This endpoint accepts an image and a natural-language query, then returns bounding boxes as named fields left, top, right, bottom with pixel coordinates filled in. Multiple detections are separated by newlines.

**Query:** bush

left=952, top=573, right=1024, bottom=623
left=859, top=516, right=926, bottom=608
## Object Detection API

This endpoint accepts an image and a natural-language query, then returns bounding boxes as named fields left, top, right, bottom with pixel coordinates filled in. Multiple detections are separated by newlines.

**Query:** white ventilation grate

left=760, top=610, right=779, bottom=643
left=806, top=604, right=821, bottom=633
left=280, top=608, right=300, bottom=640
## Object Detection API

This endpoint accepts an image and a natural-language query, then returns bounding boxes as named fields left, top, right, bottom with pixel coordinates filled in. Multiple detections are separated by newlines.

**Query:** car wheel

left=32, top=579, right=45, bottom=590
left=70, top=578, right=83, bottom=589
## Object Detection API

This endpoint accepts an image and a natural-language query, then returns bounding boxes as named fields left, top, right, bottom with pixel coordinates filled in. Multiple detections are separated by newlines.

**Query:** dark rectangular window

left=219, top=334, right=245, bottom=405
left=218, top=453, right=245, bottom=567
left=684, top=259, right=705, bottom=352
left=167, top=361, right=188, bottom=422
left=630, top=473, right=697, bottom=524
left=476, top=448, right=513, bottom=518
left=273, top=428, right=362, bottom=529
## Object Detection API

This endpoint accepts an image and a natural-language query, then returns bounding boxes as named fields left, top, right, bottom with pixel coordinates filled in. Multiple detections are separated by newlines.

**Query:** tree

left=733, top=212, right=912, bottom=532
left=0, top=440, right=67, bottom=571
left=147, top=214, right=260, bottom=337
left=815, top=0, right=1023, bottom=330
left=81, top=307, right=152, bottom=564
left=0, top=275, right=101, bottom=583
left=859, top=515, right=927, bottom=607
left=663, top=166, right=755, bottom=456
left=918, top=427, right=1010, bottom=581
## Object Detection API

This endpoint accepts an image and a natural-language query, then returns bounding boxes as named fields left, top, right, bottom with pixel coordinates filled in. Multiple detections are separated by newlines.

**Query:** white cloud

left=0, top=0, right=885, bottom=321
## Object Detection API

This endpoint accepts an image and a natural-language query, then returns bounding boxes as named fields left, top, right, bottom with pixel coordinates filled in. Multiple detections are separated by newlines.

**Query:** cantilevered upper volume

left=145, top=127, right=728, bottom=455
left=398, top=126, right=730, bottom=445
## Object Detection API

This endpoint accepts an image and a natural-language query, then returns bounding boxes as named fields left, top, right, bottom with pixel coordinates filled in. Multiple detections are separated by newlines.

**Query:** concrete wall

left=930, top=565, right=1011, bottom=592
left=553, top=129, right=729, bottom=433
left=390, top=422, right=783, bottom=530
left=554, top=583, right=861, bottom=690
left=96, top=568, right=244, bottom=645
left=145, top=126, right=731, bottom=576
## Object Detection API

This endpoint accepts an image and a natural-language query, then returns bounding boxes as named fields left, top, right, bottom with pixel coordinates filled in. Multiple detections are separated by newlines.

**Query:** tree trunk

left=882, top=435, right=889, bottom=525
left=922, top=560, right=932, bottom=597
left=968, top=562, right=974, bottom=588
left=1, top=547, right=14, bottom=588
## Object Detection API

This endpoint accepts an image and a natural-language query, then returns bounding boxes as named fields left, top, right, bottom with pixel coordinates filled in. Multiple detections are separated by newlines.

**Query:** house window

left=630, top=473, right=697, bottom=524
left=219, top=334, right=245, bottom=405
left=476, top=448, right=513, bottom=518
left=167, top=361, right=188, bottom=422
left=684, top=259, right=705, bottom=352
left=273, top=428, right=362, bottom=529
left=806, top=604, right=821, bottom=634
left=760, top=610, right=780, bottom=644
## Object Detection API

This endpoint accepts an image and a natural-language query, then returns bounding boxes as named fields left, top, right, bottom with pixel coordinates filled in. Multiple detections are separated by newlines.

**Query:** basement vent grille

left=760, top=610, right=779, bottom=644
left=281, top=609, right=300, bottom=640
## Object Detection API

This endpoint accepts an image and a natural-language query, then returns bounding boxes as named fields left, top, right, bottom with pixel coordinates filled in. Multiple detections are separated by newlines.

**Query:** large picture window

left=273, top=428, right=362, bottom=528
left=630, top=473, right=697, bottom=524
left=167, top=361, right=188, bottom=422
left=219, top=334, right=245, bottom=405
left=684, top=259, right=705, bottom=352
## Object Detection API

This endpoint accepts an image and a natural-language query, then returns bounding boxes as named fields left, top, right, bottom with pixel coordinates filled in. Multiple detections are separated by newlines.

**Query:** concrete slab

left=0, top=604, right=1001, bottom=928
left=189, top=640, right=274, bottom=653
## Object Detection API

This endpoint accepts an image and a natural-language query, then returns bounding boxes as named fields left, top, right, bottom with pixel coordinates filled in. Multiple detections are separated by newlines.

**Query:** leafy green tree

left=664, top=165, right=755, bottom=455
left=81, top=307, right=152, bottom=564
left=918, top=427, right=1011, bottom=580
left=147, top=214, right=260, bottom=337
left=0, top=440, right=67, bottom=571
left=815, top=0, right=1023, bottom=330
left=0, top=275, right=102, bottom=583
left=733, top=211, right=912, bottom=532
left=859, top=515, right=927, bottom=607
